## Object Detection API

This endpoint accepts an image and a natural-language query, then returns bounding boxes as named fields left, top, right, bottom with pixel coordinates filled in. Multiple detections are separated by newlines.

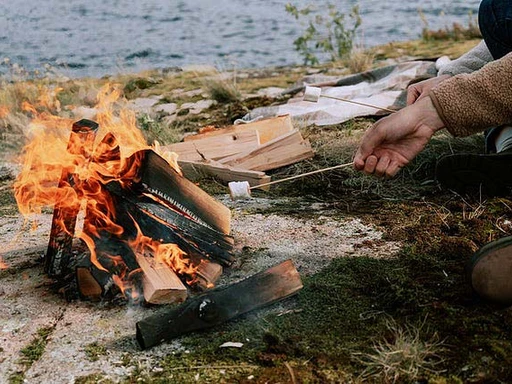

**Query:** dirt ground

left=0, top=173, right=400, bottom=383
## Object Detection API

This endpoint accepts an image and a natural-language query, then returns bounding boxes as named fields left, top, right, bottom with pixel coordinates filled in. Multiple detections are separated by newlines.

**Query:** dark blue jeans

left=479, top=0, right=512, bottom=60
left=479, top=0, right=512, bottom=151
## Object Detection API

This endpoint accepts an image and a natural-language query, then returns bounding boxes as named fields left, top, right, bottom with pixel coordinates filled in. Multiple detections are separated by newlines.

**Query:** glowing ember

left=0, top=258, right=7, bottom=270
left=13, top=84, right=197, bottom=300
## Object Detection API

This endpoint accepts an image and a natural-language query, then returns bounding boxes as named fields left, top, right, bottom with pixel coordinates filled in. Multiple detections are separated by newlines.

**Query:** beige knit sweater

left=430, top=51, right=512, bottom=137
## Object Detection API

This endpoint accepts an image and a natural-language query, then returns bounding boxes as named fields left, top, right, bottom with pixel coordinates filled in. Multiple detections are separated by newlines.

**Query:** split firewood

left=136, top=259, right=303, bottom=349
left=195, top=259, right=223, bottom=290
left=184, top=115, right=294, bottom=145
left=164, top=129, right=260, bottom=162
left=135, top=253, right=188, bottom=305
left=178, top=159, right=271, bottom=190
left=220, top=129, right=314, bottom=172
left=46, top=119, right=98, bottom=277
left=135, top=150, right=232, bottom=236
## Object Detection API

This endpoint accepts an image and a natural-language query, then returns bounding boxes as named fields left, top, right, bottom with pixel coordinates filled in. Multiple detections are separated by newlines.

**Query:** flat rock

left=180, top=99, right=215, bottom=115
left=154, top=103, right=177, bottom=115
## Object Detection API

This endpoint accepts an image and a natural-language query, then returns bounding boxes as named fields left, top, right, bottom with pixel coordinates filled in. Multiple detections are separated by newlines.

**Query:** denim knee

left=479, top=0, right=512, bottom=59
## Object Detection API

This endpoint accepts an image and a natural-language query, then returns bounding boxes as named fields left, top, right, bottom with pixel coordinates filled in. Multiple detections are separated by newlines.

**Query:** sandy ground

left=0, top=195, right=400, bottom=383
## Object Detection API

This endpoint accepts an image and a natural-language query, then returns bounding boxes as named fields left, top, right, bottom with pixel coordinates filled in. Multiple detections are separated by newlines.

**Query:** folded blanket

left=245, top=61, right=437, bottom=126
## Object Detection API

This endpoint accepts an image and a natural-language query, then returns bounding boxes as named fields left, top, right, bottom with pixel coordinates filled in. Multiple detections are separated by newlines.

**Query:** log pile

left=166, top=115, right=315, bottom=189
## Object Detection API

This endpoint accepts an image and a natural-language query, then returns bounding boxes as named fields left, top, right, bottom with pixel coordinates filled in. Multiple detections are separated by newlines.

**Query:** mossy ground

left=2, top=36, right=512, bottom=383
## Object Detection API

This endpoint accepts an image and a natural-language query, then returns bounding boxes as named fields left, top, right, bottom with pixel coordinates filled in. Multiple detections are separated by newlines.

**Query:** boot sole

left=467, top=236, right=512, bottom=306
left=436, top=153, right=512, bottom=196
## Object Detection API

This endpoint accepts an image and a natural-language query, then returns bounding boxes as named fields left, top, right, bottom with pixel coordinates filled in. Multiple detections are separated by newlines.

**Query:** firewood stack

left=166, top=115, right=315, bottom=190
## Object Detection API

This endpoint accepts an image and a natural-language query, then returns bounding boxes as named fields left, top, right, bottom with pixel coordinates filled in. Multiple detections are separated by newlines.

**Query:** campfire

left=14, top=86, right=233, bottom=304
left=12, top=85, right=303, bottom=349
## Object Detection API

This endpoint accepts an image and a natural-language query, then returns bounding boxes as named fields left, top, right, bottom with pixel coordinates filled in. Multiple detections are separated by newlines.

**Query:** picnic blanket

left=244, top=61, right=438, bottom=126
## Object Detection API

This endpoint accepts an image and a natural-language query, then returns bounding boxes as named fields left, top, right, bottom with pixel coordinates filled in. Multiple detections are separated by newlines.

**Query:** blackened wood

left=106, top=182, right=234, bottom=266
left=136, top=259, right=303, bottom=349
left=133, top=150, right=232, bottom=235
left=45, top=119, right=98, bottom=277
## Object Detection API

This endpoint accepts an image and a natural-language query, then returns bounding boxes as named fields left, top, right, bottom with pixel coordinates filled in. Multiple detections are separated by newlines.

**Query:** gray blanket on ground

left=245, top=61, right=437, bottom=126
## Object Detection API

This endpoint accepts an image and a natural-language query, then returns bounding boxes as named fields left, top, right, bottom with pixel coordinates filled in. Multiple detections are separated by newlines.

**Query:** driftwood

left=136, top=259, right=303, bottom=349
left=46, top=119, right=98, bottom=277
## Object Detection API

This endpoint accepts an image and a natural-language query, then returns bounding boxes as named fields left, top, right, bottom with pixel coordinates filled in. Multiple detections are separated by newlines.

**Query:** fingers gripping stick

left=228, top=161, right=354, bottom=200
left=303, top=86, right=396, bottom=114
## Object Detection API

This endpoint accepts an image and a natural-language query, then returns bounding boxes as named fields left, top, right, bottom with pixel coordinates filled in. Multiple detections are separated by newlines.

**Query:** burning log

left=135, top=253, right=188, bottom=305
left=45, top=119, right=98, bottom=277
left=136, top=259, right=303, bottom=349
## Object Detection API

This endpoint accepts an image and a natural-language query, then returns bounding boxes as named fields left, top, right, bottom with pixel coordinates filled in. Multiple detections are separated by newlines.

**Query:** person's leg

left=479, top=0, right=512, bottom=59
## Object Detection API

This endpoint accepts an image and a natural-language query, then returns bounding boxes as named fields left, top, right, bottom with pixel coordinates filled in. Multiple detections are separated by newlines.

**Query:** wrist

left=420, top=96, right=446, bottom=133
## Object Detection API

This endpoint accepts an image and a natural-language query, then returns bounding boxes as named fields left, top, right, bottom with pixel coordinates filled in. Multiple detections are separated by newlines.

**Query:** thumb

left=354, top=127, right=380, bottom=170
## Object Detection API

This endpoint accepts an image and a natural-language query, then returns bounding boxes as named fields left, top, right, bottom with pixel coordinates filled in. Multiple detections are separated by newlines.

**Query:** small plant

left=355, top=319, right=446, bottom=383
left=285, top=2, right=362, bottom=65
left=420, top=10, right=481, bottom=41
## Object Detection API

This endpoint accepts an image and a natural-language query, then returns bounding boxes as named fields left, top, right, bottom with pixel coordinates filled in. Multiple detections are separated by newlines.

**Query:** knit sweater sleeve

left=429, top=51, right=512, bottom=137
left=437, top=40, right=493, bottom=76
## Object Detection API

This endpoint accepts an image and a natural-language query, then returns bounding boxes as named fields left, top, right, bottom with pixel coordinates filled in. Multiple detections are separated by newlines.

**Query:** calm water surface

left=0, top=0, right=481, bottom=77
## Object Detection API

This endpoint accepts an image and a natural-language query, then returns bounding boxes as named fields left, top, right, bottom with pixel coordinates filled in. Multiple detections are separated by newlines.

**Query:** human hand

left=354, top=96, right=445, bottom=177
left=406, top=74, right=451, bottom=105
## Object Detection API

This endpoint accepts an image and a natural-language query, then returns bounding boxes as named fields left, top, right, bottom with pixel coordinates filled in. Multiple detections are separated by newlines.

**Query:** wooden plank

left=135, top=253, right=188, bottom=305
left=179, top=159, right=271, bottom=189
left=136, top=150, right=232, bottom=235
left=163, top=129, right=260, bottom=162
left=184, top=115, right=294, bottom=145
left=220, top=130, right=315, bottom=172
left=136, top=259, right=303, bottom=349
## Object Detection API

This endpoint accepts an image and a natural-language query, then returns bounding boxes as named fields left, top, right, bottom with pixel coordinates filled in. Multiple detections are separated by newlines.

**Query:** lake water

left=0, top=0, right=481, bottom=78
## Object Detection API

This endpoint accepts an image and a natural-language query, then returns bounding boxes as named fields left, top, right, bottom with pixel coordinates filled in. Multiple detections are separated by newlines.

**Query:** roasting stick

left=228, top=87, right=396, bottom=200
left=229, top=161, right=354, bottom=199
left=303, top=85, right=397, bottom=114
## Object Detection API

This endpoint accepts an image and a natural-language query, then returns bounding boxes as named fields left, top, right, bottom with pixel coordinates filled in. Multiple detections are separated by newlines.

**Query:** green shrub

left=285, top=2, right=362, bottom=65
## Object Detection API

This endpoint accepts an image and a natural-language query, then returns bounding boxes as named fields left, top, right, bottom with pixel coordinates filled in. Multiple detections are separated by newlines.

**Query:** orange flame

left=0, top=106, right=9, bottom=119
left=13, top=84, right=192, bottom=299
left=129, top=219, right=198, bottom=284
left=0, top=258, right=7, bottom=270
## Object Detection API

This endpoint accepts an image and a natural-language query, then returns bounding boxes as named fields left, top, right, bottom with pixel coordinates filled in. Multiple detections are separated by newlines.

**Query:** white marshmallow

left=303, top=86, right=322, bottom=102
left=228, top=181, right=251, bottom=200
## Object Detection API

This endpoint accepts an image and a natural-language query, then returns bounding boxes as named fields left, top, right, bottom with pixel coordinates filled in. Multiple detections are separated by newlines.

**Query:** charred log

left=45, top=119, right=98, bottom=277
left=136, top=260, right=303, bottom=349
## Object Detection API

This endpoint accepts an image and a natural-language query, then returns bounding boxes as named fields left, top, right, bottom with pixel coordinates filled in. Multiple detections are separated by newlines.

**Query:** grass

left=84, top=342, right=108, bottom=362
left=9, top=326, right=55, bottom=383
left=356, top=320, right=447, bottom=383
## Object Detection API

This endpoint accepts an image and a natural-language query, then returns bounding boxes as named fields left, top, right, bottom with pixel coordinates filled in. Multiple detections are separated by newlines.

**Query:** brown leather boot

left=468, top=236, right=512, bottom=306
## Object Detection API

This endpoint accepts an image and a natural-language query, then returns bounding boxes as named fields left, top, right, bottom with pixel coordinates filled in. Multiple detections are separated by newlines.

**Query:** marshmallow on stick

left=228, top=161, right=354, bottom=200
left=303, top=86, right=396, bottom=113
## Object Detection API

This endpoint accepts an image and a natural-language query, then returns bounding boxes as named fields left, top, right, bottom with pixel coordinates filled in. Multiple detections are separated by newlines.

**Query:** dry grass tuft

left=345, top=48, right=375, bottom=74
left=355, top=319, right=447, bottom=383
left=202, top=71, right=241, bottom=104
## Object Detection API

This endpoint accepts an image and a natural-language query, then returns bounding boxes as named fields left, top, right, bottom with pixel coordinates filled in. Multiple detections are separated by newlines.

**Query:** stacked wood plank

left=163, top=115, right=315, bottom=189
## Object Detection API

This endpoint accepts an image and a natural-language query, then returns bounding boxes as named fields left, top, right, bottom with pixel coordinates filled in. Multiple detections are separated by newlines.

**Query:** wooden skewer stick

left=321, top=94, right=397, bottom=114
left=303, top=85, right=397, bottom=114
left=251, top=161, right=354, bottom=190
left=228, top=162, right=354, bottom=199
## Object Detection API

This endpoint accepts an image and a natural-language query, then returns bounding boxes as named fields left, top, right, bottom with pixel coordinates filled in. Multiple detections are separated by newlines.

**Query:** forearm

left=430, top=52, right=512, bottom=137
left=437, top=40, right=493, bottom=76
